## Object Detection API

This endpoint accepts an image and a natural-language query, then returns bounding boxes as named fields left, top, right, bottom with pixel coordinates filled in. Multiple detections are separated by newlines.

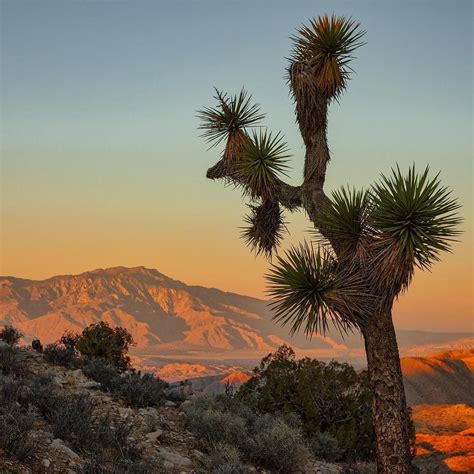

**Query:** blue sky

left=1, top=0, right=472, bottom=331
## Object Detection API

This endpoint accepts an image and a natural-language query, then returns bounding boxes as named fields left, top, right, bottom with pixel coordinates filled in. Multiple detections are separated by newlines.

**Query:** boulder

left=51, top=438, right=79, bottom=459
left=80, top=380, right=101, bottom=389
left=157, top=447, right=192, bottom=467
left=52, top=376, right=67, bottom=387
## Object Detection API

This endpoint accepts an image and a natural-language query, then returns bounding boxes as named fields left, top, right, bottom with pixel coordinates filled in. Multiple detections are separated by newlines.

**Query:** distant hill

left=412, top=404, right=474, bottom=473
left=1, top=266, right=472, bottom=380
left=402, top=350, right=474, bottom=406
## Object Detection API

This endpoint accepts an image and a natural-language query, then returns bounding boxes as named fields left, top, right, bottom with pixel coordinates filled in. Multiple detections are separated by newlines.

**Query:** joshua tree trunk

left=295, top=88, right=413, bottom=473
left=201, top=16, right=460, bottom=474
left=362, top=308, right=413, bottom=473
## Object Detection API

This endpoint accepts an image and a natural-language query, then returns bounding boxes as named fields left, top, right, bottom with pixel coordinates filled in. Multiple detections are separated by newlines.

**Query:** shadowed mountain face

left=1, top=266, right=473, bottom=377
left=402, top=350, right=474, bottom=406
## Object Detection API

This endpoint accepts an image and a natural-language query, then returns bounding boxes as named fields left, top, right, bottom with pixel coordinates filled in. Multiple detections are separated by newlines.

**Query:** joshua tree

left=198, top=15, right=460, bottom=473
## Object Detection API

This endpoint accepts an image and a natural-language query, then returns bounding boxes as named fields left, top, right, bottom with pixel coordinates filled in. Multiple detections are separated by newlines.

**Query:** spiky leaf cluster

left=197, top=89, right=265, bottom=147
left=290, top=15, right=365, bottom=98
left=237, top=130, right=291, bottom=198
left=266, top=242, right=370, bottom=336
left=241, top=199, right=285, bottom=258
left=319, top=187, right=372, bottom=262
left=368, top=165, right=461, bottom=294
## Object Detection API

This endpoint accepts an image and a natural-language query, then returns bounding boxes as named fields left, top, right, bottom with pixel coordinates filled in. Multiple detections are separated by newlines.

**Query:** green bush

left=81, top=357, right=122, bottom=392
left=117, top=372, right=167, bottom=408
left=248, top=416, right=310, bottom=473
left=44, top=343, right=78, bottom=368
left=184, top=393, right=311, bottom=472
left=309, top=431, right=344, bottom=462
left=82, top=357, right=167, bottom=408
left=0, top=325, right=23, bottom=345
left=0, top=344, right=26, bottom=376
left=76, top=322, right=134, bottom=371
left=43, top=392, right=96, bottom=451
left=0, top=404, right=37, bottom=460
left=206, top=442, right=249, bottom=474
left=185, top=405, right=247, bottom=447
left=237, top=345, right=375, bottom=461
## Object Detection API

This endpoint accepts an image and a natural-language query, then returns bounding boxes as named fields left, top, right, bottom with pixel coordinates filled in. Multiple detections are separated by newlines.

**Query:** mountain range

left=1, top=266, right=473, bottom=380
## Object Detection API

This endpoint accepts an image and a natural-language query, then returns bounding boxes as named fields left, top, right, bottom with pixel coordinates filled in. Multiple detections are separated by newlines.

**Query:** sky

left=1, top=0, right=472, bottom=332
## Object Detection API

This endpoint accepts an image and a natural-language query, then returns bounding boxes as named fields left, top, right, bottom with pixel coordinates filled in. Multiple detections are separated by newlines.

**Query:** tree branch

left=206, top=158, right=302, bottom=211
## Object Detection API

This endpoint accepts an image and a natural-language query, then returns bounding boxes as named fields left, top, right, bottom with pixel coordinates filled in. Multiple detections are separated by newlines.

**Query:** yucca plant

left=290, top=15, right=366, bottom=99
left=237, top=129, right=291, bottom=199
left=198, top=15, right=461, bottom=474
left=198, top=88, right=264, bottom=180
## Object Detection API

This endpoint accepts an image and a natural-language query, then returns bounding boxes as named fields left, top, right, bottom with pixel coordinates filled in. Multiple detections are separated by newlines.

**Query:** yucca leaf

left=197, top=88, right=265, bottom=147
left=266, top=242, right=371, bottom=337
left=368, top=165, right=462, bottom=294
left=319, top=186, right=372, bottom=260
left=241, top=199, right=286, bottom=258
left=237, top=129, right=291, bottom=199
left=290, top=15, right=365, bottom=98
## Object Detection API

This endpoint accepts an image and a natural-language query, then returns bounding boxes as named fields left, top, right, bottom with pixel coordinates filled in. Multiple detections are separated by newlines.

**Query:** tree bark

left=362, top=309, right=413, bottom=473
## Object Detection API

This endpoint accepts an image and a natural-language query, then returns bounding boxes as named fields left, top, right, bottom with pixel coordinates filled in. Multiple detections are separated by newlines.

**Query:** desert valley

left=1, top=266, right=473, bottom=472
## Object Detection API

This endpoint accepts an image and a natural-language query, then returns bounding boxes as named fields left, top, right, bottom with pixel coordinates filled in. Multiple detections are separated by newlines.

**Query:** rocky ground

left=0, top=345, right=346, bottom=473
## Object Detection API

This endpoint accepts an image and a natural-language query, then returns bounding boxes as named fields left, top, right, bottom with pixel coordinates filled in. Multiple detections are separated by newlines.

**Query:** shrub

left=0, top=404, right=37, bottom=460
left=116, top=371, right=167, bottom=408
left=0, top=344, right=26, bottom=376
left=82, top=456, right=158, bottom=474
left=184, top=392, right=313, bottom=472
left=0, top=325, right=23, bottom=345
left=43, top=392, right=96, bottom=451
left=0, top=374, right=38, bottom=460
left=82, top=358, right=167, bottom=408
left=43, top=342, right=79, bottom=368
left=25, top=373, right=57, bottom=417
left=76, top=322, right=134, bottom=371
left=0, top=374, right=46, bottom=409
left=81, top=357, right=122, bottom=392
left=185, top=404, right=247, bottom=448
left=309, top=431, right=344, bottom=462
left=207, top=442, right=249, bottom=474
left=237, top=345, right=375, bottom=461
left=248, top=416, right=310, bottom=473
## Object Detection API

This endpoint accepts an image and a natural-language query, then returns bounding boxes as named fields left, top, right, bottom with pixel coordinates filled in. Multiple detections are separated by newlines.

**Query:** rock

left=52, top=376, right=67, bottom=387
left=42, top=459, right=51, bottom=468
left=118, top=407, right=133, bottom=418
left=32, top=339, right=43, bottom=352
left=51, top=438, right=79, bottom=459
left=163, top=460, right=174, bottom=470
left=80, top=380, right=101, bottom=389
left=313, top=461, right=342, bottom=473
left=71, top=369, right=84, bottom=379
left=146, top=429, right=163, bottom=442
left=0, top=341, right=9, bottom=349
left=164, top=400, right=177, bottom=407
left=191, top=449, right=204, bottom=460
left=179, top=399, right=192, bottom=411
left=157, top=447, right=192, bottom=467
left=139, top=407, right=159, bottom=417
